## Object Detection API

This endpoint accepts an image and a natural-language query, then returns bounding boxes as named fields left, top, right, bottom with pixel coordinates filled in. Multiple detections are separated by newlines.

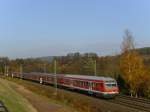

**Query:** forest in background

left=0, top=30, right=150, bottom=98
left=0, top=47, right=150, bottom=96
left=0, top=47, right=150, bottom=76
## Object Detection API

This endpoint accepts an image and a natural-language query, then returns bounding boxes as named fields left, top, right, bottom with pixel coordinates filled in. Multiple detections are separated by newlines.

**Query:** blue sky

left=0, top=0, right=150, bottom=59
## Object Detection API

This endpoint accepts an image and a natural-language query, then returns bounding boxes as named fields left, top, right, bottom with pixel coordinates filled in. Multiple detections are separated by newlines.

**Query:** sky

left=0, top=0, right=150, bottom=59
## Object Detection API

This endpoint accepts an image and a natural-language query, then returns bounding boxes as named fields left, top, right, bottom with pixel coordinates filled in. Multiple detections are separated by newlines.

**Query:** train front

left=103, top=79, right=119, bottom=98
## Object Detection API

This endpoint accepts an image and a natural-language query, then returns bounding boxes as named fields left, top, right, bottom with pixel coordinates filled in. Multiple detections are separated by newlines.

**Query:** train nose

left=113, top=88, right=119, bottom=94
left=108, top=87, right=118, bottom=93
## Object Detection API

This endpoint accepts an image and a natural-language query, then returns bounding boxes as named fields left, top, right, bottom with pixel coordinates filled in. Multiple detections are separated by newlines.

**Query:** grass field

left=0, top=78, right=37, bottom=112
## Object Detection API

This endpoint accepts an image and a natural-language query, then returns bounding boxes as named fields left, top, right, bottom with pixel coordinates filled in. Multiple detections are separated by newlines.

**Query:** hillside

left=136, top=47, right=150, bottom=67
left=36, top=56, right=54, bottom=63
left=35, top=47, right=150, bottom=62
left=137, top=47, right=150, bottom=56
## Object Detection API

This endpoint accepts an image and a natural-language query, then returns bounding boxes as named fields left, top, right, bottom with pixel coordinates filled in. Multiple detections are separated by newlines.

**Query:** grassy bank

left=0, top=78, right=37, bottom=112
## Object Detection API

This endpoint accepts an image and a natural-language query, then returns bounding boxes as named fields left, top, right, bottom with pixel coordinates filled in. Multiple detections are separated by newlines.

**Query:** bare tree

left=121, top=29, right=135, bottom=53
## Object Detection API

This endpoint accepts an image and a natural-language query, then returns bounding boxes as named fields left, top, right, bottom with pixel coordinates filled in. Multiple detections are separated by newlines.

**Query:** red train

left=12, top=72, right=119, bottom=98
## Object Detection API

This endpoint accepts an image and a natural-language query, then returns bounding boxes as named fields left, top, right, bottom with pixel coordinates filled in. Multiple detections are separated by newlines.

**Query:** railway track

left=0, top=101, right=8, bottom=112
left=109, top=95, right=150, bottom=112
left=118, top=95, right=150, bottom=104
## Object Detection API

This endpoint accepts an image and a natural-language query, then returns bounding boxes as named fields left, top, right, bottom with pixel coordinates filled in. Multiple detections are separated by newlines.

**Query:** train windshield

left=105, top=83, right=117, bottom=87
left=105, top=81, right=117, bottom=88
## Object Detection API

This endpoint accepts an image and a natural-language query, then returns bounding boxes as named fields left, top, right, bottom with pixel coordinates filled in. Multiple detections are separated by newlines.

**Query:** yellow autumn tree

left=120, top=30, right=147, bottom=97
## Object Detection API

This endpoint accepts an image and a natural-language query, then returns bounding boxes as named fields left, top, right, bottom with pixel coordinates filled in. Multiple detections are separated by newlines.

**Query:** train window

left=112, top=84, right=117, bottom=87
left=85, top=82, right=88, bottom=86
left=95, top=83, right=100, bottom=88
left=92, top=83, right=96, bottom=88
left=106, top=83, right=117, bottom=88
left=79, top=81, right=82, bottom=86
left=77, top=81, right=80, bottom=86
left=73, top=81, right=76, bottom=85
left=81, top=81, right=84, bottom=87
left=88, top=82, right=90, bottom=86
left=106, top=84, right=112, bottom=87
left=100, top=83, right=103, bottom=87
left=83, top=82, right=85, bottom=86
left=78, top=81, right=86, bottom=87
left=77, top=81, right=81, bottom=86
left=91, top=83, right=94, bottom=87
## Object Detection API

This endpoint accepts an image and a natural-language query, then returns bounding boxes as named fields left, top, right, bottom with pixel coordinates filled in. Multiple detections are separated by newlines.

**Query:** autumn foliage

left=120, top=30, right=150, bottom=97
left=120, top=51, right=148, bottom=96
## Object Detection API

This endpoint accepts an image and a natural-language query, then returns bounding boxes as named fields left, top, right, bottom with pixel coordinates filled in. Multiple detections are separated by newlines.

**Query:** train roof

left=65, top=74, right=115, bottom=81
left=24, top=72, right=115, bottom=81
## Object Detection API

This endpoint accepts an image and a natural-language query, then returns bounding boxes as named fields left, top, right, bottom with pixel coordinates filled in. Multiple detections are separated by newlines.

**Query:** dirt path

left=1, top=78, right=71, bottom=112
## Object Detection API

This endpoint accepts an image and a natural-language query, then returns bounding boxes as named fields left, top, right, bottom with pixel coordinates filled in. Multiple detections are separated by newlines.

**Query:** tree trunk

left=135, top=92, right=138, bottom=98
left=131, top=92, right=133, bottom=97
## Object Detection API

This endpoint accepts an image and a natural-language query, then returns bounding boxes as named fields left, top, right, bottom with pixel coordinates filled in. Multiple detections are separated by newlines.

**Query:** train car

left=61, top=75, right=119, bottom=98
left=12, top=72, right=119, bottom=98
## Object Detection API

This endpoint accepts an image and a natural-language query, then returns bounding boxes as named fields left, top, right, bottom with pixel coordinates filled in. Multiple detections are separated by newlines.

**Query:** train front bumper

left=102, top=92, right=119, bottom=98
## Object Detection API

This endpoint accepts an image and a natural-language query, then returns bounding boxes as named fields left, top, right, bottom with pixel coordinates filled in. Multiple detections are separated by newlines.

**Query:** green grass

left=0, top=78, right=37, bottom=112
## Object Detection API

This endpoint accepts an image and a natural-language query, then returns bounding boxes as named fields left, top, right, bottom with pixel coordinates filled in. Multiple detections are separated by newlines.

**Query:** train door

left=40, top=77, right=43, bottom=84
left=88, top=81, right=93, bottom=94
left=70, top=79, right=74, bottom=88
